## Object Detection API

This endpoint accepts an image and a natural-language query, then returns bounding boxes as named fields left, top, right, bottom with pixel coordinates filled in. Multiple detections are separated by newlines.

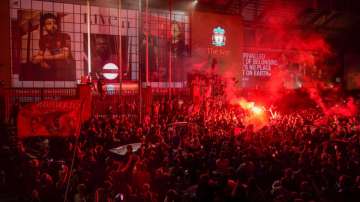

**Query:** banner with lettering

left=241, top=51, right=281, bottom=88
left=17, top=100, right=83, bottom=138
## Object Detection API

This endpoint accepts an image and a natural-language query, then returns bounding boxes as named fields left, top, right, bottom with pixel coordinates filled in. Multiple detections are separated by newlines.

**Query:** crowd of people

left=1, top=95, right=360, bottom=202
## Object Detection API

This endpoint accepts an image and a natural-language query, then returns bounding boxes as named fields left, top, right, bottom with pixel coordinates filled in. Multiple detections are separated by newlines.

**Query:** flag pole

left=168, top=0, right=173, bottom=99
left=118, top=0, right=123, bottom=104
left=138, top=0, right=142, bottom=124
left=146, top=0, right=149, bottom=84
left=63, top=100, right=85, bottom=202
left=86, top=0, right=92, bottom=75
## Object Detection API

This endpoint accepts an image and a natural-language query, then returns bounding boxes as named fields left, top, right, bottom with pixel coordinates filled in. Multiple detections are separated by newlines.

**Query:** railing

left=1, top=86, right=191, bottom=123
left=91, top=93, right=139, bottom=116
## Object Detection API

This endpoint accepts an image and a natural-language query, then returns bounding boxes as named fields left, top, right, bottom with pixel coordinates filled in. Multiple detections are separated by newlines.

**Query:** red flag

left=17, top=100, right=82, bottom=138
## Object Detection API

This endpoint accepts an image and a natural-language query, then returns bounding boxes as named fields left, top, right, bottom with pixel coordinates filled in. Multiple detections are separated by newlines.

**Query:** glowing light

left=102, top=63, right=119, bottom=80
left=105, top=84, right=115, bottom=95
left=237, top=99, right=254, bottom=110
left=189, top=0, right=198, bottom=9
left=251, top=106, right=263, bottom=115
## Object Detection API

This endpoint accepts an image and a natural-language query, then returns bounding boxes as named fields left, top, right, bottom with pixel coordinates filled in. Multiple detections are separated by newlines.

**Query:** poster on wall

left=242, top=52, right=279, bottom=87
left=191, top=11, right=243, bottom=79
left=140, top=12, right=190, bottom=82
left=14, top=11, right=76, bottom=81
left=83, top=34, right=129, bottom=82
left=140, top=33, right=169, bottom=82
left=10, top=0, right=139, bottom=87
left=241, top=51, right=307, bottom=89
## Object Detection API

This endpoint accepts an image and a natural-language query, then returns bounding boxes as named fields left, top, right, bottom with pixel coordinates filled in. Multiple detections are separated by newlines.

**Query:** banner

left=109, top=143, right=142, bottom=156
left=14, top=10, right=76, bottom=81
left=140, top=13, right=189, bottom=82
left=83, top=34, right=129, bottom=82
left=17, top=100, right=83, bottom=138
left=241, top=51, right=306, bottom=89
left=191, top=12, right=243, bottom=77
left=241, top=51, right=280, bottom=87
left=10, top=1, right=139, bottom=87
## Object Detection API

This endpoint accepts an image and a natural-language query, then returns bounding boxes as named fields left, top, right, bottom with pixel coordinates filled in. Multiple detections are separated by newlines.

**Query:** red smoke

left=326, top=97, right=357, bottom=117
left=252, top=3, right=345, bottom=115
left=186, top=3, right=358, bottom=119
left=303, top=79, right=357, bottom=117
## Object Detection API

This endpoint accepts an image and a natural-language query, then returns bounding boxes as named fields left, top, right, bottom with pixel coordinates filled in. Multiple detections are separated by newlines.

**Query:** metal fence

left=1, top=86, right=191, bottom=123
left=91, top=90, right=139, bottom=117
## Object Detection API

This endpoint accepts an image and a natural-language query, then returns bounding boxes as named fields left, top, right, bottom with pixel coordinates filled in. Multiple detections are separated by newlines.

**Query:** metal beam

left=306, top=10, right=328, bottom=26
left=319, top=11, right=340, bottom=27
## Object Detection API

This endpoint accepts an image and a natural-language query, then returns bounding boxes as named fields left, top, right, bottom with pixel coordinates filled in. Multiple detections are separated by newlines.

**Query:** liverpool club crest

left=212, top=26, right=226, bottom=47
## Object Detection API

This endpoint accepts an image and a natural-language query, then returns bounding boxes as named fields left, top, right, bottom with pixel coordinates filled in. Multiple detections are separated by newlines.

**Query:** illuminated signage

left=208, top=26, right=229, bottom=56
left=212, top=26, right=226, bottom=47
left=102, top=63, right=119, bottom=80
